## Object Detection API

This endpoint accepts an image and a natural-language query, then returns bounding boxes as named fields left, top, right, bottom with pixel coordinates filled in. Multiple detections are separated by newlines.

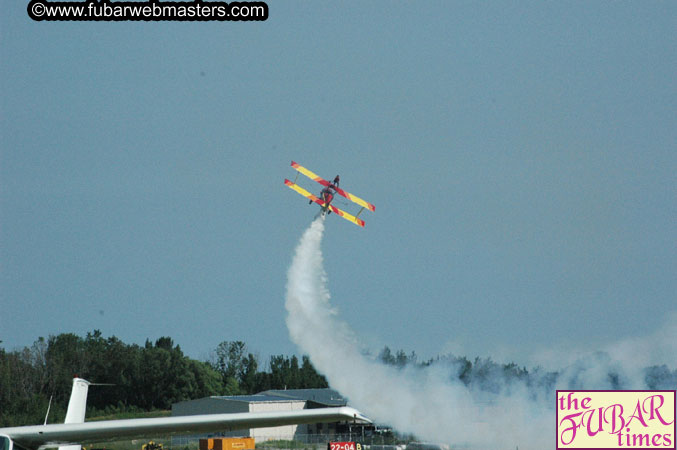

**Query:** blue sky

left=1, top=1, right=675, bottom=366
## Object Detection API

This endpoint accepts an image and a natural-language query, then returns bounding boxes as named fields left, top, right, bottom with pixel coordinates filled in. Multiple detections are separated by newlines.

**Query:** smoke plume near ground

left=285, top=218, right=547, bottom=448
left=284, top=218, right=675, bottom=449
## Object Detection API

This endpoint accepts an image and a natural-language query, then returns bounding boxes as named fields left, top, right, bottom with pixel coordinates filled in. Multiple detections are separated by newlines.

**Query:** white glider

left=0, top=378, right=370, bottom=450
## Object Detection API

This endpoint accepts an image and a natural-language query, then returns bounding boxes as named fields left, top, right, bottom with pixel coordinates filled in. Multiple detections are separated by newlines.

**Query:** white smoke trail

left=285, top=219, right=676, bottom=448
left=285, top=218, right=551, bottom=449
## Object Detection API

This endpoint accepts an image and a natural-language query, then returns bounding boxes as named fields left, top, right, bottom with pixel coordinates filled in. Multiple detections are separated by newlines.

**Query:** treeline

left=377, top=346, right=677, bottom=397
left=0, top=331, right=326, bottom=427
left=3, top=333, right=675, bottom=428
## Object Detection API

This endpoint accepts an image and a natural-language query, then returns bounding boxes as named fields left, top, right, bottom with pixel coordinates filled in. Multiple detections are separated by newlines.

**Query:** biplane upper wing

left=290, top=161, right=375, bottom=212
left=284, top=179, right=365, bottom=227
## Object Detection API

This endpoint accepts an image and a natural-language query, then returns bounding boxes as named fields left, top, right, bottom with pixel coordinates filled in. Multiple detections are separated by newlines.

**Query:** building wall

left=172, top=397, right=309, bottom=441
left=247, top=400, right=307, bottom=441
left=173, top=397, right=250, bottom=416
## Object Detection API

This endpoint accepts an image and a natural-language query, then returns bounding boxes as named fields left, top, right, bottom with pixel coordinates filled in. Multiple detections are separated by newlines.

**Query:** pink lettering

left=604, top=403, right=626, bottom=434
left=559, top=391, right=589, bottom=410
left=643, top=394, right=674, bottom=425
left=628, top=400, right=649, bottom=427
left=582, top=407, right=604, bottom=437
left=559, top=412, right=584, bottom=445
left=652, top=433, right=662, bottom=446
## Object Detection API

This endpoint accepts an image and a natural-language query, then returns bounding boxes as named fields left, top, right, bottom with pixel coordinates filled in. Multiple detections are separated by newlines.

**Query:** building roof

left=260, top=389, right=347, bottom=407
left=207, top=389, right=347, bottom=407
left=210, top=393, right=304, bottom=403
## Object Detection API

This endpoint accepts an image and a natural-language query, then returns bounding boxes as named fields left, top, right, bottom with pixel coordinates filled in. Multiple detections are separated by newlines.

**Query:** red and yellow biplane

left=284, top=161, right=375, bottom=227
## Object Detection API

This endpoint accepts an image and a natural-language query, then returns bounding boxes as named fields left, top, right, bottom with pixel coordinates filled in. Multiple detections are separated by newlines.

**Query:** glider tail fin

left=59, top=377, right=90, bottom=450
left=64, top=378, right=90, bottom=424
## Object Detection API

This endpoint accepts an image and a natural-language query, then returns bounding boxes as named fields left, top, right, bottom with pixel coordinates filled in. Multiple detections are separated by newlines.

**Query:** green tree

left=45, top=333, right=88, bottom=404
left=188, top=359, right=224, bottom=398
left=239, top=353, right=259, bottom=394
left=143, top=338, right=198, bottom=409
left=211, top=341, right=248, bottom=393
left=379, top=346, right=395, bottom=365
left=268, top=355, right=288, bottom=389
left=299, top=356, right=328, bottom=388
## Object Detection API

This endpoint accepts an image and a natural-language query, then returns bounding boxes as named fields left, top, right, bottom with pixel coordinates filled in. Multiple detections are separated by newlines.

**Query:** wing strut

left=290, top=161, right=375, bottom=212
left=284, top=180, right=365, bottom=227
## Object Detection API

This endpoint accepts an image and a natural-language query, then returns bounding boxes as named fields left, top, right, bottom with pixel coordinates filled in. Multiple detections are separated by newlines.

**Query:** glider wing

left=1, top=408, right=368, bottom=450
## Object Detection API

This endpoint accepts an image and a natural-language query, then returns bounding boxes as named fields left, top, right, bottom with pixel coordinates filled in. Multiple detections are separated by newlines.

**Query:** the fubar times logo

left=557, top=390, right=676, bottom=449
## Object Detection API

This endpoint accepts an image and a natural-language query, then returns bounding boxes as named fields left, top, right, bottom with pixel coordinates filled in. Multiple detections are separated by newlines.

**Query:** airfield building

left=172, top=389, right=360, bottom=441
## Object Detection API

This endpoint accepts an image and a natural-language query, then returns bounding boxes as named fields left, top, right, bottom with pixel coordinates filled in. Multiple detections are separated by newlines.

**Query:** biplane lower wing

left=284, top=179, right=365, bottom=227
left=290, top=161, right=375, bottom=212
left=325, top=204, right=366, bottom=228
